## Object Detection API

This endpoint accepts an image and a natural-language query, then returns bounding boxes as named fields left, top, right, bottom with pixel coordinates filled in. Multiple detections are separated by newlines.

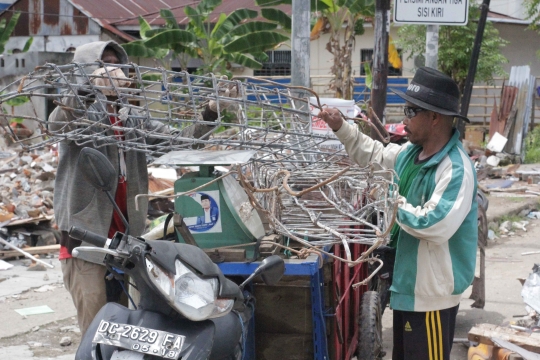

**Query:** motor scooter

left=71, top=147, right=285, bottom=360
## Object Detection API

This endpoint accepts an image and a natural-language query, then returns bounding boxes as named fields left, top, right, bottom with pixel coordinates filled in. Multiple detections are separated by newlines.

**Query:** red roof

left=69, top=0, right=291, bottom=29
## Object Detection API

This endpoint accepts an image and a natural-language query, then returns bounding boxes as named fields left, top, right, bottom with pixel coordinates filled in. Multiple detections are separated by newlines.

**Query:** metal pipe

left=458, top=0, right=491, bottom=139
left=0, top=237, right=55, bottom=269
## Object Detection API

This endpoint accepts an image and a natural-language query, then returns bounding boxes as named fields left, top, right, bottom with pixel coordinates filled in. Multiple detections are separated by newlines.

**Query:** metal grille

left=254, top=50, right=291, bottom=77
left=0, top=62, right=397, bottom=267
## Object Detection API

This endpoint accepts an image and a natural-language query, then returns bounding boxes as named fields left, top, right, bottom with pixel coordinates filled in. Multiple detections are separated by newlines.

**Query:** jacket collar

left=412, top=129, right=461, bottom=167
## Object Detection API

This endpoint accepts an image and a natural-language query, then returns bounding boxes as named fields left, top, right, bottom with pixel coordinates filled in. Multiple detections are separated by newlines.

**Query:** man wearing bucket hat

left=48, top=41, right=238, bottom=335
left=318, top=67, right=477, bottom=360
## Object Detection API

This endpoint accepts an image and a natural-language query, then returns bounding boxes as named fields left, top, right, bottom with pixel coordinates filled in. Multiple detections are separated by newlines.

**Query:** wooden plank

left=4, top=215, right=54, bottom=227
left=203, top=249, right=246, bottom=262
left=468, top=324, right=540, bottom=353
left=0, top=244, right=60, bottom=259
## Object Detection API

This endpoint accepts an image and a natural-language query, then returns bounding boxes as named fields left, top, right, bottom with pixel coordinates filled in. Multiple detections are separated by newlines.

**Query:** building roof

left=0, top=0, right=530, bottom=43
left=487, top=10, right=530, bottom=24
left=70, top=0, right=291, bottom=29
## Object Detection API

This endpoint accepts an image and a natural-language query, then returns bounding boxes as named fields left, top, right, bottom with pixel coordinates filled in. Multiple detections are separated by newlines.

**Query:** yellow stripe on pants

left=425, top=311, right=442, bottom=360
left=436, top=310, right=443, bottom=360
left=425, top=312, right=433, bottom=360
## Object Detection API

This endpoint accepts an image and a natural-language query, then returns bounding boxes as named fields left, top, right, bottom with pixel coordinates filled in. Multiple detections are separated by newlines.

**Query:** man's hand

left=208, top=75, right=239, bottom=113
left=316, top=107, right=344, bottom=132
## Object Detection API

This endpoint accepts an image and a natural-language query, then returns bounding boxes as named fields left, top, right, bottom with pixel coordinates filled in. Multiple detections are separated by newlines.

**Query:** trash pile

left=518, top=264, right=540, bottom=331
left=0, top=146, right=59, bottom=252
left=466, top=65, right=536, bottom=166
left=470, top=160, right=540, bottom=200
left=463, top=65, right=540, bottom=199
left=467, top=244, right=540, bottom=359
left=0, top=148, right=57, bottom=223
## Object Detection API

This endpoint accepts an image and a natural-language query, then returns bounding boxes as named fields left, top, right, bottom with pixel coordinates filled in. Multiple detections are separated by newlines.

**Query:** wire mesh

left=0, top=62, right=398, bottom=266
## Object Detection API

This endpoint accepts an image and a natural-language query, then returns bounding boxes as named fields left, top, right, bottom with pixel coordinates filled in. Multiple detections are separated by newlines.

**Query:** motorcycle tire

left=357, top=291, right=384, bottom=360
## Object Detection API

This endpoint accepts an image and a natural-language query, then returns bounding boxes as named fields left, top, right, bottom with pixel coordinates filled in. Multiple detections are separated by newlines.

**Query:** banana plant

left=123, top=0, right=289, bottom=77
left=1, top=93, right=30, bottom=125
left=0, top=11, right=33, bottom=54
left=122, top=11, right=196, bottom=71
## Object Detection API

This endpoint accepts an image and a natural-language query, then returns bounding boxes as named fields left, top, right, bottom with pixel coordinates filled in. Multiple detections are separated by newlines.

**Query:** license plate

left=93, top=320, right=185, bottom=359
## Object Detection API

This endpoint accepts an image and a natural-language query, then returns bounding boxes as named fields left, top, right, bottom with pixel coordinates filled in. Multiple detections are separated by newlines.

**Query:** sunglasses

left=403, top=106, right=428, bottom=119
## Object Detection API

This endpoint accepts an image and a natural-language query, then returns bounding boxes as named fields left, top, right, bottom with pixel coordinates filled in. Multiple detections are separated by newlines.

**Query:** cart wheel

left=357, top=291, right=384, bottom=360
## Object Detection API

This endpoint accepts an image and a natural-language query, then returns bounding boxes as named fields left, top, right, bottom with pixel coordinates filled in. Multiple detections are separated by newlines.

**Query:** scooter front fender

left=76, top=303, right=215, bottom=360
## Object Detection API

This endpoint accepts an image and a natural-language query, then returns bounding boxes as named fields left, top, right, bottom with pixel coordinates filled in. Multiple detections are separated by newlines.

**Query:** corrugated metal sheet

left=0, top=0, right=99, bottom=36
left=502, top=65, right=535, bottom=157
left=69, top=0, right=291, bottom=27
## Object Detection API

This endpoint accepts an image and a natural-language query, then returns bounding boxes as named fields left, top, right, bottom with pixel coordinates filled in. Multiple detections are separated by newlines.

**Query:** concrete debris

left=59, top=336, right=72, bottom=346
left=31, top=326, right=40, bottom=332
left=27, top=262, right=47, bottom=271
left=60, top=325, right=80, bottom=333
left=0, top=149, right=57, bottom=221
left=499, top=221, right=511, bottom=234
left=519, top=209, right=532, bottom=217
left=0, top=259, right=13, bottom=270
left=27, top=341, right=43, bottom=348
left=512, top=221, right=528, bottom=231
left=0, top=147, right=60, bottom=257
left=34, top=285, right=55, bottom=293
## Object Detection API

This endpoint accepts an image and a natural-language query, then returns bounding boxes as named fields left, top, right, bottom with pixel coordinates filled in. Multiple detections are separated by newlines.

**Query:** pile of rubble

left=0, top=148, right=57, bottom=224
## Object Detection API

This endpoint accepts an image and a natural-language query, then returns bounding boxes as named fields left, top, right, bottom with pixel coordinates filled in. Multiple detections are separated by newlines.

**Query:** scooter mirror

left=259, top=255, right=285, bottom=286
left=240, top=255, right=285, bottom=289
left=78, top=148, right=116, bottom=192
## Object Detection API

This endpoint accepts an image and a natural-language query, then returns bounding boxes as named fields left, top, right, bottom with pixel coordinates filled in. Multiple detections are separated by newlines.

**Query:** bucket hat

left=392, top=67, right=469, bottom=122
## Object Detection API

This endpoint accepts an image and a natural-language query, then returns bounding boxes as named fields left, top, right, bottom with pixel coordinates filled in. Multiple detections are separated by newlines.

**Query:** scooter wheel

left=357, top=290, right=384, bottom=360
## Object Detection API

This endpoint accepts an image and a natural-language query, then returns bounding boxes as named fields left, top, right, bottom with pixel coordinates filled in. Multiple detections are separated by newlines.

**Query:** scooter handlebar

left=69, top=226, right=108, bottom=248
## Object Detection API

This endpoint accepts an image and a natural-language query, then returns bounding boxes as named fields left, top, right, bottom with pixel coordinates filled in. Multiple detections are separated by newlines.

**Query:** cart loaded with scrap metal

left=0, top=63, right=400, bottom=359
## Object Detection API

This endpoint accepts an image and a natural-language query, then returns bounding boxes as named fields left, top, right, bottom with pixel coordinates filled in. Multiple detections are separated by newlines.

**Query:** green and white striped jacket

left=335, top=122, right=478, bottom=312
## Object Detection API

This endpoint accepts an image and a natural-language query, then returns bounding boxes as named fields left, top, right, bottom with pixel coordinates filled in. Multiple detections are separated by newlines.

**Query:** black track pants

left=392, top=304, right=459, bottom=360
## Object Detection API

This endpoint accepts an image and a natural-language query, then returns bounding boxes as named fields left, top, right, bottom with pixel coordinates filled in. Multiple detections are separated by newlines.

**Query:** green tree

left=315, top=0, right=374, bottom=100
left=525, top=0, right=540, bottom=29
left=257, top=0, right=375, bottom=100
left=123, top=0, right=289, bottom=76
left=1, top=11, right=32, bottom=126
left=395, top=2, right=508, bottom=92
left=524, top=0, right=540, bottom=60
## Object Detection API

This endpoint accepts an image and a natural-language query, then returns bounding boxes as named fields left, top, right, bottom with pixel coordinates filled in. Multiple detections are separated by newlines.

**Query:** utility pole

left=425, top=25, right=439, bottom=69
left=458, top=0, right=491, bottom=140
left=370, top=0, right=390, bottom=141
left=291, top=0, right=310, bottom=89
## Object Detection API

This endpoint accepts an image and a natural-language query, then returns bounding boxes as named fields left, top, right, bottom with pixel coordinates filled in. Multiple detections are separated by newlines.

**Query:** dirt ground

left=0, top=316, right=81, bottom=358
left=0, top=194, right=539, bottom=359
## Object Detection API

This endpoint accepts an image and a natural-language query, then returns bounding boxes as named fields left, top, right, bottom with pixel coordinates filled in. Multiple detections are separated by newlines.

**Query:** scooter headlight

left=145, top=257, right=234, bottom=321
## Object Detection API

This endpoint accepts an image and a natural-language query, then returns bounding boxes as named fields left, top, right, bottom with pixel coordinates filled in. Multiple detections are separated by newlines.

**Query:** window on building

left=360, top=48, right=402, bottom=76
left=123, top=30, right=142, bottom=39
left=253, top=51, right=291, bottom=76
